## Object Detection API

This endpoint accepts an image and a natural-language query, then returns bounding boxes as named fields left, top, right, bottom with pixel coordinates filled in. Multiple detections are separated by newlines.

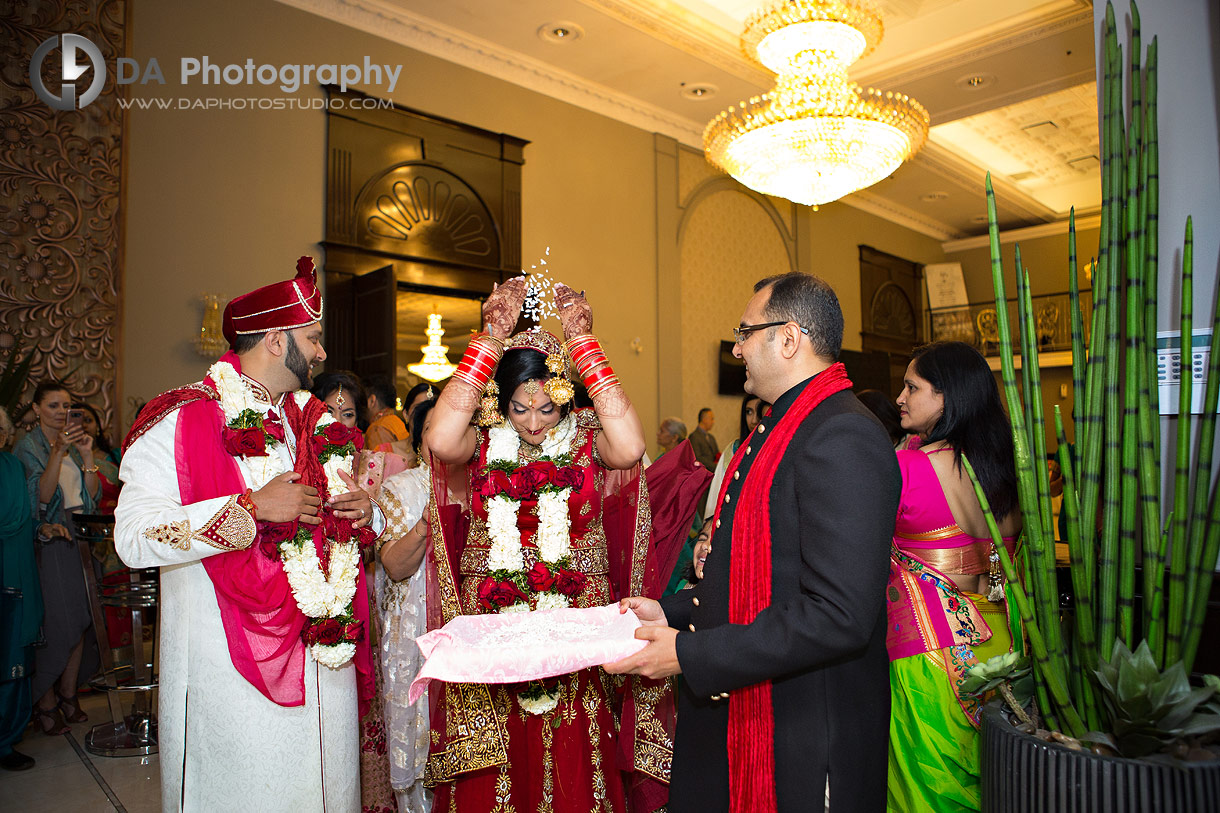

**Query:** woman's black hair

left=404, top=382, right=433, bottom=413
left=493, top=349, right=574, bottom=419
left=738, top=394, right=769, bottom=445
left=855, top=389, right=905, bottom=448
left=310, top=371, right=367, bottom=430
left=410, top=398, right=436, bottom=456
left=73, top=401, right=113, bottom=455
left=32, top=380, right=71, bottom=405
left=911, top=341, right=1018, bottom=520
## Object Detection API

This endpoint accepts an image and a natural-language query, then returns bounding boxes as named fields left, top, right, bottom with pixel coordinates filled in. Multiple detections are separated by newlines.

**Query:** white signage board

left=924, top=263, right=969, bottom=310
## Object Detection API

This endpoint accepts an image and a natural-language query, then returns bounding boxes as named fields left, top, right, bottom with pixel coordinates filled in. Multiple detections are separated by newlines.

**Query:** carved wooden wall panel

left=0, top=1, right=124, bottom=435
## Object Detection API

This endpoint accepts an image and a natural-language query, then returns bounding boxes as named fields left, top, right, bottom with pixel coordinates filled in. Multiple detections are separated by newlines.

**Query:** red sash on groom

left=709, top=363, right=852, bottom=813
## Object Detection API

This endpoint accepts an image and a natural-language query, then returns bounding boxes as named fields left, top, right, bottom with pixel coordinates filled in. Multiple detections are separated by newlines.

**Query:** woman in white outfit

left=375, top=398, right=434, bottom=812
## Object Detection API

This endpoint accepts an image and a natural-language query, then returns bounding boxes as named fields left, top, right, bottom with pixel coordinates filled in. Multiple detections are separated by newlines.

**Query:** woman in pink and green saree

left=886, top=342, right=1022, bottom=812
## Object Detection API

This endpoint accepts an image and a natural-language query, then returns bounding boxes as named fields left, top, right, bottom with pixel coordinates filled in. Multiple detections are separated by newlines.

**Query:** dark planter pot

left=980, top=701, right=1220, bottom=812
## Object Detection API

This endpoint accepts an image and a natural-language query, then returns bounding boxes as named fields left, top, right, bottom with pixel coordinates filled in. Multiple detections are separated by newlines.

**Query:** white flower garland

left=483, top=413, right=577, bottom=612
left=482, top=413, right=579, bottom=714
left=208, top=359, right=361, bottom=669
left=518, top=691, right=560, bottom=716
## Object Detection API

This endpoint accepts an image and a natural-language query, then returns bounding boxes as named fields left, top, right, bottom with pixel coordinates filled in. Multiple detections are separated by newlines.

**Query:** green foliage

left=972, top=0, right=1220, bottom=762
left=1089, top=641, right=1220, bottom=757
left=962, top=652, right=1035, bottom=710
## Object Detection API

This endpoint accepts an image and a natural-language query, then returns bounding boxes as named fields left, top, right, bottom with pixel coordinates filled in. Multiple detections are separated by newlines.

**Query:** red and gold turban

left=222, top=256, right=324, bottom=347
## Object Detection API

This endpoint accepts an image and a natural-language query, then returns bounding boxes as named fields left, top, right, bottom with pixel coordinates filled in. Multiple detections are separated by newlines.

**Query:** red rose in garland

left=323, top=421, right=360, bottom=446
left=554, top=466, right=585, bottom=490
left=306, top=618, right=343, bottom=645
left=526, top=562, right=556, bottom=592
left=506, top=466, right=549, bottom=500
left=477, top=577, right=528, bottom=610
left=262, top=412, right=286, bottom=442
left=258, top=521, right=297, bottom=558
left=321, top=512, right=355, bottom=544
left=224, top=426, right=267, bottom=457
left=479, top=470, right=512, bottom=498
left=342, top=620, right=364, bottom=643
left=553, top=568, right=587, bottom=597
left=531, top=461, right=559, bottom=481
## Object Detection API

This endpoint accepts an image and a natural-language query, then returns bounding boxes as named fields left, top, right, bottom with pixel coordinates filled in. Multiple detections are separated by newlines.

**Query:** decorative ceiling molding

left=854, top=4, right=1094, bottom=86
left=274, top=0, right=706, bottom=147
left=942, top=213, right=1102, bottom=253
left=576, top=0, right=772, bottom=85
left=919, top=140, right=1059, bottom=222
left=839, top=190, right=963, bottom=242
left=576, top=0, right=1092, bottom=97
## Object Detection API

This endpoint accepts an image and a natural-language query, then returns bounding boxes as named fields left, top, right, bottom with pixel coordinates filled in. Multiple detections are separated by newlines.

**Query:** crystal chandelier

left=704, top=0, right=929, bottom=207
left=407, top=312, right=457, bottom=383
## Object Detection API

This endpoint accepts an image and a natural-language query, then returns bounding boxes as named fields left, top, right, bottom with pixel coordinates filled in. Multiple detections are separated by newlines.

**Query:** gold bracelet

left=82, top=465, right=100, bottom=473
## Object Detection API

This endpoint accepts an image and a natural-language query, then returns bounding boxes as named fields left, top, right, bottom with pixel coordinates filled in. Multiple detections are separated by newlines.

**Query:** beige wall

left=678, top=188, right=792, bottom=448
left=804, top=202, right=949, bottom=352
left=123, top=0, right=955, bottom=451
left=123, top=0, right=658, bottom=432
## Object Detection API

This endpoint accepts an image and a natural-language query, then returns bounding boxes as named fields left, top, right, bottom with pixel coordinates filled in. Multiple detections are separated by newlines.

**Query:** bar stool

left=71, top=512, right=159, bottom=757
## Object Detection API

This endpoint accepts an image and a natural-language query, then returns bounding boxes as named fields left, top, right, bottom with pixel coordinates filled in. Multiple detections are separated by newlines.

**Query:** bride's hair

left=494, top=348, right=574, bottom=418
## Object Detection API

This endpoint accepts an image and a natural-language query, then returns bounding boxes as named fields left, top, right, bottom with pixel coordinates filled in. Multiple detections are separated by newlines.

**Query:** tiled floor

left=0, top=693, right=160, bottom=812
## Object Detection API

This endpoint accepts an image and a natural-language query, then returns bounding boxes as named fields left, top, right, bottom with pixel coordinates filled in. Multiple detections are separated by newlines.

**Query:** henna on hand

left=591, top=383, right=630, bottom=419
left=441, top=380, right=482, bottom=414
left=483, top=277, right=528, bottom=338
left=554, top=283, right=593, bottom=338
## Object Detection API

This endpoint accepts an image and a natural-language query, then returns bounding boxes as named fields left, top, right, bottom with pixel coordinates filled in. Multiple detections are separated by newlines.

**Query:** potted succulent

left=962, top=2, right=1220, bottom=809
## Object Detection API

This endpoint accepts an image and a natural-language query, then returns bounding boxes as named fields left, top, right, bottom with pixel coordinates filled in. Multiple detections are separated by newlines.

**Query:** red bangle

left=566, top=334, right=619, bottom=395
left=237, top=489, right=258, bottom=521
left=584, top=365, right=617, bottom=391
left=454, top=333, right=503, bottom=390
left=588, top=374, right=621, bottom=399
left=567, top=335, right=601, bottom=365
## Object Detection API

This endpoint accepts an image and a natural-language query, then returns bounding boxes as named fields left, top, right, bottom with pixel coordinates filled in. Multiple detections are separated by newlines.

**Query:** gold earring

left=478, top=381, right=503, bottom=427
left=544, top=376, right=574, bottom=406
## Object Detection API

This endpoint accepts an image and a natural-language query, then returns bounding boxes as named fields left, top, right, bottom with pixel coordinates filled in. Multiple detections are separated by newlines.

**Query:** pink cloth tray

left=408, top=604, right=646, bottom=703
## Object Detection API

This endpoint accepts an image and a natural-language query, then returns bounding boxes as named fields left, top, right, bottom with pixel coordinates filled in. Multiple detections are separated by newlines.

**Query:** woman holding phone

left=13, top=381, right=101, bottom=734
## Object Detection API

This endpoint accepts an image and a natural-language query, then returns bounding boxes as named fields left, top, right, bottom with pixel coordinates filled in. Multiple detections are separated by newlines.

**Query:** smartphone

left=67, top=409, right=84, bottom=429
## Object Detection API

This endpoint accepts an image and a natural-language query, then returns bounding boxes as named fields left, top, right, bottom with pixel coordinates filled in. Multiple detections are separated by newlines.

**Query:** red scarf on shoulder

left=710, top=363, right=852, bottom=812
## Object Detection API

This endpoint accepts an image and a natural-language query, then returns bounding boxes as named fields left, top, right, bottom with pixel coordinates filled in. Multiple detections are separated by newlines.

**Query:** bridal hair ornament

left=335, top=387, right=345, bottom=407
left=505, top=328, right=575, bottom=407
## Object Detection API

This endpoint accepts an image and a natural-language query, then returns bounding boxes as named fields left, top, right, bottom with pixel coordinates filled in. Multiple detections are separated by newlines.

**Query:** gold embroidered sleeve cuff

left=196, top=495, right=257, bottom=551
left=376, top=490, right=411, bottom=551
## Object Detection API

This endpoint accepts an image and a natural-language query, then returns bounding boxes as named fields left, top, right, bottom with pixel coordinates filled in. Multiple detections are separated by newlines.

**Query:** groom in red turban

left=114, top=256, right=388, bottom=813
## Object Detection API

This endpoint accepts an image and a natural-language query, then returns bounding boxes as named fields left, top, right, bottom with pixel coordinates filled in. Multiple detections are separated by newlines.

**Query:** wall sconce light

left=195, top=294, right=227, bottom=357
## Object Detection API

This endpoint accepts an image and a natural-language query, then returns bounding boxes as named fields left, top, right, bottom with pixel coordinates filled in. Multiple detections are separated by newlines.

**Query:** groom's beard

left=285, top=333, right=313, bottom=388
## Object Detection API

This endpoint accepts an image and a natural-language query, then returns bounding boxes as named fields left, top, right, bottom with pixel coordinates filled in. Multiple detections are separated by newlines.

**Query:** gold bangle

left=82, top=465, right=99, bottom=474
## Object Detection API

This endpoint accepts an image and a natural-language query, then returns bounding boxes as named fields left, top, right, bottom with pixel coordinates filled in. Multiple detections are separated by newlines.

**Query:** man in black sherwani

left=607, top=272, right=900, bottom=812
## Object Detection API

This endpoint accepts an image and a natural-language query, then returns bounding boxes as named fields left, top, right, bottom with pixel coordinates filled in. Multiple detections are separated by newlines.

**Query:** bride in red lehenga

left=423, top=279, right=704, bottom=812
